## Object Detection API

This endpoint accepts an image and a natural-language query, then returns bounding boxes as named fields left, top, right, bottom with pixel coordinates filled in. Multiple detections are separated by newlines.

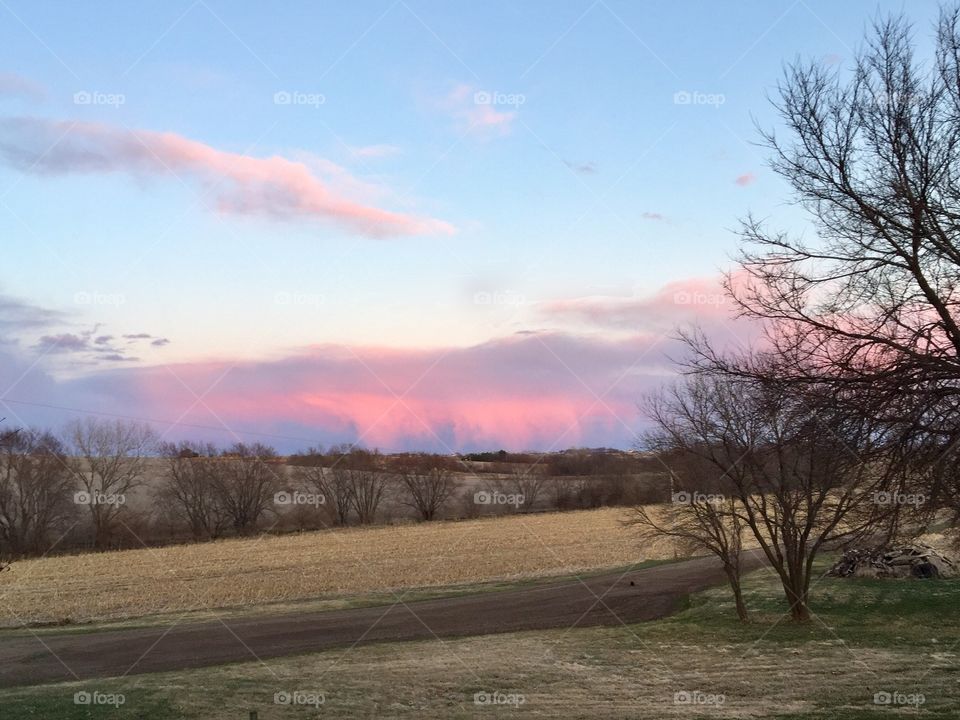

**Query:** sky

left=0, top=0, right=943, bottom=452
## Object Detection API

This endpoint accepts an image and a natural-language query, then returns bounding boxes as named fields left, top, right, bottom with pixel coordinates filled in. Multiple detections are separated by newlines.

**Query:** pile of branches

left=829, top=545, right=958, bottom=579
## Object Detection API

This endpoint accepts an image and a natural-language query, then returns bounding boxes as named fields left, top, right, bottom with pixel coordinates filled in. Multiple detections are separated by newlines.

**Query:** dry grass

left=152, top=632, right=936, bottom=719
left=0, top=508, right=675, bottom=625
left=4, top=584, right=957, bottom=718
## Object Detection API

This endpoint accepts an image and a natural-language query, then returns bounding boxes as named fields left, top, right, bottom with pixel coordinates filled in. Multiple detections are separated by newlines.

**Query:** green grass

left=0, top=688, right=182, bottom=719
left=1, top=557, right=958, bottom=718
left=650, top=558, right=960, bottom=648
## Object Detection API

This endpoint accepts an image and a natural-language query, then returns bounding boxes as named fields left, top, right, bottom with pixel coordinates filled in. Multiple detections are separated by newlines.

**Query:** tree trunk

left=723, top=564, right=749, bottom=622
left=93, top=511, right=109, bottom=549
left=783, top=579, right=811, bottom=622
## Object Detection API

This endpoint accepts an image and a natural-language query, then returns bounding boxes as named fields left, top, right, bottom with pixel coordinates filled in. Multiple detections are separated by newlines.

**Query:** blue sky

left=0, top=0, right=943, bottom=450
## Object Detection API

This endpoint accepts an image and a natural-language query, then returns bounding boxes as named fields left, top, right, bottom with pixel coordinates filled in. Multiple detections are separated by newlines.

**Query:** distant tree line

left=0, top=421, right=663, bottom=562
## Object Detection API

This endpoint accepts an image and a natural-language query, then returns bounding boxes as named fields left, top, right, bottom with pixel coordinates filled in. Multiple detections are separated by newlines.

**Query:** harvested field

left=0, top=508, right=676, bottom=625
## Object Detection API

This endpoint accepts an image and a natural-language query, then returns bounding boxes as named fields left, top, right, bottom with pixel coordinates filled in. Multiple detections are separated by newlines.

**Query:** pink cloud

left=641, top=212, right=665, bottom=221
left=0, top=273, right=759, bottom=452
left=734, top=172, right=756, bottom=187
left=443, top=84, right=518, bottom=136
left=0, top=117, right=454, bottom=238
left=540, top=272, right=759, bottom=350
left=25, top=331, right=670, bottom=451
left=543, top=277, right=727, bottom=327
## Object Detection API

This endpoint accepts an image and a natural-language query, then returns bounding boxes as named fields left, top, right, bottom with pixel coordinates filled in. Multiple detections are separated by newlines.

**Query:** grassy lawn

left=2, top=561, right=957, bottom=718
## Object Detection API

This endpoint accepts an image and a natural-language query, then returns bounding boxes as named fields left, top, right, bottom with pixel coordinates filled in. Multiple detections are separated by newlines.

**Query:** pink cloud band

left=0, top=117, right=455, bottom=238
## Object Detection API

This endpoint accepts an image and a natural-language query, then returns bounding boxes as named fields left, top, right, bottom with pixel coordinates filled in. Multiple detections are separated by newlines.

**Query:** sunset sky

left=0, top=0, right=938, bottom=451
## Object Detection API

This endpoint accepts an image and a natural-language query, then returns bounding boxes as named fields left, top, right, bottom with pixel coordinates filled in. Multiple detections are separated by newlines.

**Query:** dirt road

left=0, top=552, right=766, bottom=688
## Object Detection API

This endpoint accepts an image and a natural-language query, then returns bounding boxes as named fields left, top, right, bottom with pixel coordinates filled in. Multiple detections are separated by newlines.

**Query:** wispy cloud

left=33, top=326, right=167, bottom=362
left=564, top=160, right=597, bottom=175
left=123, top=332, right=171, bottom=347
left=97, top=353, right=138, bottom=363
left=348, top=144, right=402, bottom=159
left=0, top=72, right=44, bottom=103
left=442, top=84, right=518, bottom=137
left=0, top=117, right=455, bottom=238
left=0, top=294, right=64, bottom=333
left=34, top=333, right=92, bottom=354
left=0, top=290, right=168, bottom=365
left=540, top=273, right=757, bottom=349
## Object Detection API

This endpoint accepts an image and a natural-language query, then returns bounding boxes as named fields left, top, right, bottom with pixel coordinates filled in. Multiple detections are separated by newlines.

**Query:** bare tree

left=348, top=468, right=386, bottom=525
left=629, top=491, right=750, bottom=621
left=67, top=418, right=155, bottom=548
left=646, top=370, right=902, bottom=621
left=505, top=467, right=548, bottom=511
left=705, top=8, right=960, bottom=524
left=287, top=447, right=344, bottom=527
left=549, top=475, right=579, bottom=511
left=398, top=455, right=456, bottom=521
left=215, top=443, right=279, bottom=535
left=0, top=422, right=14, bottom=570
left=320, top=447, right=386, bottom=525
left=305, top=466, right=353, bottom=526
left=0, top=429, right=76, bottom=557
left=157, top=441, right=229, bottom=540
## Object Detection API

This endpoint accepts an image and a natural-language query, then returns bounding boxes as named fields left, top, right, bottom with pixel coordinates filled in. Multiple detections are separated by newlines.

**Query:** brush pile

left=828, top=544, right=958, bottom=579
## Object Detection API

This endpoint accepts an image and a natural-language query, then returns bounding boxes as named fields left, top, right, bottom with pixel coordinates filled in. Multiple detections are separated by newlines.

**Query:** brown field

left=0, top=508, right=677, bottom=626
